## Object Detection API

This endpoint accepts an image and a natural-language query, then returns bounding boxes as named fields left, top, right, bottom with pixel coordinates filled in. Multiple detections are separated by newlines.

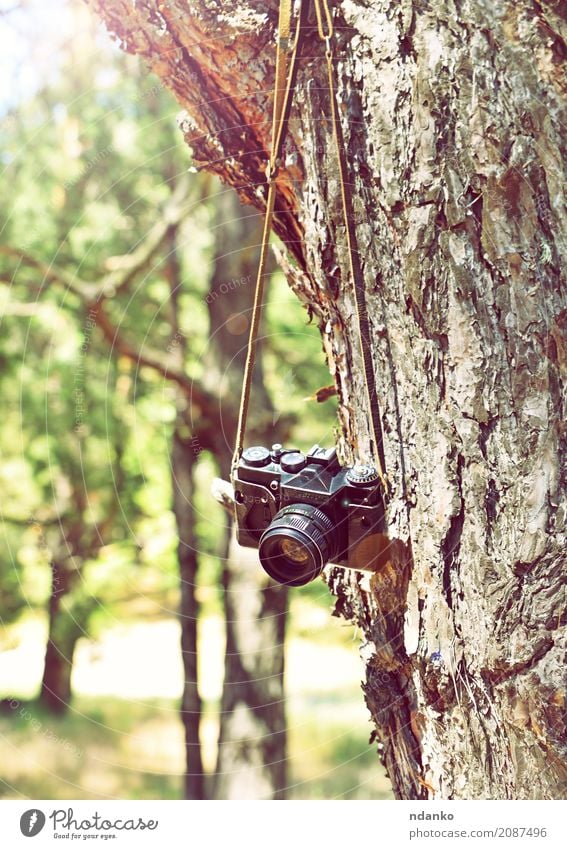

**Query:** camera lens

left=258, top=504, right=337, bottom=586
left=279, top=537, right=310, bottom=564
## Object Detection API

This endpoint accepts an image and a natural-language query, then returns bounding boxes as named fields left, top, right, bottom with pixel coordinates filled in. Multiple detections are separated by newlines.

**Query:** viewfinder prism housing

left=232, top=444, right=385, bottom=586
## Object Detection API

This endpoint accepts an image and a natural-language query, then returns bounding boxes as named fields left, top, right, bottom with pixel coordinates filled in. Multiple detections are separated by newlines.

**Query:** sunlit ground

left=0, top=603, right=393, bottom=800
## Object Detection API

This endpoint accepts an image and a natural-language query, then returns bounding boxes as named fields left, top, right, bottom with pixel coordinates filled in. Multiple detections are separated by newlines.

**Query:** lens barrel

left=258, top=503, right=337, bottom=586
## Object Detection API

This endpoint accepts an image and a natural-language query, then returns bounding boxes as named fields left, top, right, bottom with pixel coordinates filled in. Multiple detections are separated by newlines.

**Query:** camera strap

left=232, top=0, right=307, bottom=472
left=233, top=0, right=388, bottom=492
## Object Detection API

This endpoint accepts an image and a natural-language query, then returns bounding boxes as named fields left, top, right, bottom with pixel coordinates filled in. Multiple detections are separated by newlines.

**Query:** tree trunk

left=40, top=560, right=79, bottom=714
left=204, top=186, right=288, bottom=799
left=167, top=177, right=289, bottom=797
left=165, top=217, right=206, bottom=800
left=171, top=423, right=206, bottom=800
left=214, top=533, right=288, bottom=799
left=90, top=0, right=567, bottom=799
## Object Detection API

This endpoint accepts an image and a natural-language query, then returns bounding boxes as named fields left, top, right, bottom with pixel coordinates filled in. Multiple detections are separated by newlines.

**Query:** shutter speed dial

left=346, top=463, right=380, bottom=487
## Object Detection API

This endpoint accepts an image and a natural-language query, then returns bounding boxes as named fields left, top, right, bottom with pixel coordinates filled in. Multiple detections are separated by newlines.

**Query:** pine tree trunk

left=214, top=534, right=287, bottom=799
left=168, top=186, right=289, bottom=798
left=90, top=0, right=567, bottom=799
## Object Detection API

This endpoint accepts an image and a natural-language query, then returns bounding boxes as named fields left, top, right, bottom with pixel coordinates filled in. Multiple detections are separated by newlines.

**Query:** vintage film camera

left=232, top=444, right=385, bottom=586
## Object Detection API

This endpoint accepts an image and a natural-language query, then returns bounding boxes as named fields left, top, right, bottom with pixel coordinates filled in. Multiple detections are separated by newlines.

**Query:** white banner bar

left=0, top=800, right=564, bottom=849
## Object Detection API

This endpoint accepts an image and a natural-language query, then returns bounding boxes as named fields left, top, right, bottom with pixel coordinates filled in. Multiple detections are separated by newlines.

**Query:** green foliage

left=0, top=0, right=189, bottom=631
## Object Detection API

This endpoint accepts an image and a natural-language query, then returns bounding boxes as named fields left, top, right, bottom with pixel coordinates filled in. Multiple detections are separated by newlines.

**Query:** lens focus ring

left=258, top=503, right=337, bottom=586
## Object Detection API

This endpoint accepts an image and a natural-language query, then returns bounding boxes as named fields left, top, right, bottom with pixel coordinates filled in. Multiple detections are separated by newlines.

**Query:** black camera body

left=232, top=444, right=385, bottom=586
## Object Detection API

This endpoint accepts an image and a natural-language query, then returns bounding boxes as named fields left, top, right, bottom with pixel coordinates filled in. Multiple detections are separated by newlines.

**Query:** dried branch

left=0, top=245, right=97, bottom=301
left=211, top=477, right=236, bottom=516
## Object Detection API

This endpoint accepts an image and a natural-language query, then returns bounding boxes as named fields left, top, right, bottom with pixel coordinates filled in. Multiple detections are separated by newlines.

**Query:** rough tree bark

left=89, top=0, right=566, bottom=799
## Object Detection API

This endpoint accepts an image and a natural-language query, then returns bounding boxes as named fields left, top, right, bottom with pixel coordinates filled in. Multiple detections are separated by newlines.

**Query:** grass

left=0, top=607, right=393, bottom=800
left=0, top=696, right=184, bottom=800
left=288, top=715, right=391, bottom=799
left=0, top=693, right=391, bottom=800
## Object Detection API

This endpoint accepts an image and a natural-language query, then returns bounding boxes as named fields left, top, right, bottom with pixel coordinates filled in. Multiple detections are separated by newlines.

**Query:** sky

left=0, top=0, right=118, bottom=116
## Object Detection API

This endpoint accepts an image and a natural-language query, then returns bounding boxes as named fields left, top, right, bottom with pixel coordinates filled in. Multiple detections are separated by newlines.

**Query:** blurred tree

left=0, top=243, right=148, bottom=713
left=89, top=0, right=567, bottom=800
left=0, top=0, right=195, bottom=715
left=160, top=194, right=207, bottom=799
left=155, top=180, right=296, bottom=798
left=37, top=359, right=131, bottom=713
left=202, top=187, right=290, bottom=799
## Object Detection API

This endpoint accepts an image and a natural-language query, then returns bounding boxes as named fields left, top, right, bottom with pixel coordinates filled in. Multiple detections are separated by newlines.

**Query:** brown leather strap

left=232, top=0, right=307, bottom=471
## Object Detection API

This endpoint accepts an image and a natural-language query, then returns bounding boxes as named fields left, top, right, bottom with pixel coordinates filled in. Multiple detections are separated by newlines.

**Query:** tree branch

left=0, top=181, right=226, bottom=425
left=99, top=173, right=193, bottom=299
left=87, top=0, right=305, bottom=263
left=0, top=245, right=97, bottom=301
left=0, top=174, right=194, bottom=304
left=92, top=302, right=223, bottom=421
left=1, top=511, right=71, bottom=527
